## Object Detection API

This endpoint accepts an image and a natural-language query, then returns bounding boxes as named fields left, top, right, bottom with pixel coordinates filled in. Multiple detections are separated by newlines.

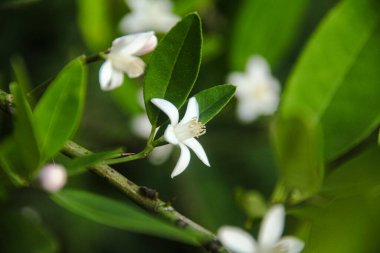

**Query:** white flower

left=38, top=164, right=67, bottom=193
left=227, top=56, right=281, bottom=123
left=151, top=97, right=210, bottom=178
left=99, top=31, right=157, bottom=91
left=130, top=114, right=173, bottom=165
left=120, top=0, right=180, bottom=33
left=217, top=205, right=304, bottom=253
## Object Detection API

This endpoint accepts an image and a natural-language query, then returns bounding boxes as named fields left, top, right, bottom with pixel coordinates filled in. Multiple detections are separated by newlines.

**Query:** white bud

left=38, top=164, right=67, bottom=192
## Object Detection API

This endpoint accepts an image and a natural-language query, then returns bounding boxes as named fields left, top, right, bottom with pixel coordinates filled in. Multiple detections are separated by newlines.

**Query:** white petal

left=99, top=60, right=124, bottom=90
left=131, top=114, right=152, bottom=139
left=183, top=138, right=210, bottom=167
left=179, top=97, right=199, bottom=124
left=148, top=144, right=173, bottom=165
left=164, top=125, right=179, bottom=145
left=275, top=236, right=304, bottom=253
left=123, top=56, right=145, bottom=78
left=236, top=101, right=261, bottom=123
left=112, top=31, right=157, bottom=56
left=247, top=55, right=270, bottom=77
left=151, top=98, right=179, bottom=125
left=171, top=143, right=190, bottom=178
left=217, top=226, right=257, bottom=253
left=258, top=204, right=285, bottom=247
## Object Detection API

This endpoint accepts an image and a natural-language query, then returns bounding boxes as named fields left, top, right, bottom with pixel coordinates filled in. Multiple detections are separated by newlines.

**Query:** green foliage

left=280, top=0, right=380, bottom=161
left=272, top=115, right=324, bottom=202
left=230, top=0, right=308, bottom=69
left=77, top=0, right=115, bottom=51
left=34, top=58, right=87, bottom=162
left=0, top=210, right=58, bottom=253
left=52, top=189, right=197, bottom=244
left=144, top=13, right=202, bottom=127
left=194, top=84, right=236, bottom=124
left=0, top=83, right=40, bottom=182
left=66, top=148, right=124, bottom=176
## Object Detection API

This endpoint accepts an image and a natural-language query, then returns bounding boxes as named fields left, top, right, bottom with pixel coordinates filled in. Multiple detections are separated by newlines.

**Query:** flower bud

left=38, top=164, right=67, bottom=192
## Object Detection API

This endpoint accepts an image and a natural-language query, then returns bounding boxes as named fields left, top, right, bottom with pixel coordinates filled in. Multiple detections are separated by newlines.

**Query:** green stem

left=0, top=88, right=229, bottom=253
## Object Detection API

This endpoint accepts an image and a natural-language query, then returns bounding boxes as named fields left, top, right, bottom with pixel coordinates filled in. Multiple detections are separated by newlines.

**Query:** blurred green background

left=3, top=0, right=380, bottom=252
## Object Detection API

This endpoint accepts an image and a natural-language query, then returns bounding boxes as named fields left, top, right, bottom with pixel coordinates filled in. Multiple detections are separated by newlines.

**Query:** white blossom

left=151, top=97, right=210, bottom=177
left=120, top=0, right=180, bottom=33
left=227, top=56, right=280, bottom=123
left=38, top=164, right=67, bottom=193
left=99, top=31, right=157, bottom=91
left=130, top=114, right=173, bottom=165
left=217, top=205, right=304, bottom=253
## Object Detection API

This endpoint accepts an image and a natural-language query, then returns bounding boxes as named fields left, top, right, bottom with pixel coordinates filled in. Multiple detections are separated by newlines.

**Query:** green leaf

left=194, top=84, right=236, bottom=124
left=144, top=13, right=202, bottom=127
left=271, top=115, right=324, bottom=202
left=34, top=58, right=87, bottom=162
left=77, top=0, right=115, bottom=51
left=11, top=55, right=33, bottom=101
left=322, top=145, right=380, bottom=197
left=9, top=83, right=40, bottom=177
left=66, top=148, right=123, bottom=176
left=52, top=189, right=196, bottom=244
left=280, top=0, right=380, bottom=161
left=0, top=210, right=57, bottom=253
left=230, top=0, right=308, bottom=69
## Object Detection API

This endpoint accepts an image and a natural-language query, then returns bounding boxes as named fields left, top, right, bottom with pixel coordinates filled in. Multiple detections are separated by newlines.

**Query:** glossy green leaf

left=144, top=13, right=202, bottom=127
left=230, top=0, right=308, bottom=69
left=302, top=196, right=380, bottom=253
left=66, top=148, right=123, bottom=176
left=52, top=189, right=196, bottom=244
left=281, top=0, right=380, bottom=161
left=322, top=145, right=380, bottom=197
left=11, top=55, right=33, bottom=100
left=77, top=0, right=114, bottom=51
left=272, top=115, right=324, bottom=202
left=34, top=58, right=87, bottom=162
left=194, top=84, right=236, bottom=124
left=0, top=211, right=57, bottom=253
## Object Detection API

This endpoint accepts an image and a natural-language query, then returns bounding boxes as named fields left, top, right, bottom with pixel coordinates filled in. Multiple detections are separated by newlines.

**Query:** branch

left=0, top=88, right=228, bottom=253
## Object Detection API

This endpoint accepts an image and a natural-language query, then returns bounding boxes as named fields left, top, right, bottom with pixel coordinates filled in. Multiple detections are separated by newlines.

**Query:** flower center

left=174, top=117, right=206, bottom=141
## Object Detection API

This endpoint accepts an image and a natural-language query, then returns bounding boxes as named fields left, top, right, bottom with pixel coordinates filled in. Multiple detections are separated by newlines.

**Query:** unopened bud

left=38, top=164, right=67, bottom=192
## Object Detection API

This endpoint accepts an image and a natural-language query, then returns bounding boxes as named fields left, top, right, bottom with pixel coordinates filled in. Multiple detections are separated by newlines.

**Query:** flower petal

left=109, top=53, right=146, bottom=78
left=258, top=204, right=285, bottom=247
left=247, top=55, right=270, bottom=78
left=275, top=236, right=304, bottom=253
left=171, top=143, right=190, bottom=178
left=183, top=138, right=210, bottom=167
left=99, top=60, right=124, bottom=90
left=148, top=144, right=173, bottom=165
left=151, top=98, right=179, bottom=125
left=217, top=226, right=257, bottom=253
left=164, top=125, right=179, bottom=145
left=179, top=97, right=199, bottom=124
left=112, top=31, right=157, bottom=56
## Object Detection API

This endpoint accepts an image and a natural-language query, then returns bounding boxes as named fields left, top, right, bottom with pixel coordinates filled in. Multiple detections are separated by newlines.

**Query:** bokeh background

left=2, top=0, right=376, bottom=252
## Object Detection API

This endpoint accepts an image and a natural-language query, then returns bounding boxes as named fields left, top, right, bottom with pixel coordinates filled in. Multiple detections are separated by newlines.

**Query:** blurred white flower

left=227, top=56, right=280, bottom=123
left=38, top=164, right=67, bottom=193
left=217, top=205, right=304, bottom=253
left=130, top=114, right=173, bottom=165
left=120, top=0, right=180, bottom=33
left=151, top=97, right=210, bottom=178
left=99, top=31, right=157, bottom=91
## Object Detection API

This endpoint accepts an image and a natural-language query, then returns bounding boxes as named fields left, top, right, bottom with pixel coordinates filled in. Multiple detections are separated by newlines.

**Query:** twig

left=0, top=88, right=228, bottom=253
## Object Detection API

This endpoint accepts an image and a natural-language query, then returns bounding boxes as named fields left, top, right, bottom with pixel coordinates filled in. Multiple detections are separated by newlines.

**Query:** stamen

left=174, top=117, right=206, bottom=141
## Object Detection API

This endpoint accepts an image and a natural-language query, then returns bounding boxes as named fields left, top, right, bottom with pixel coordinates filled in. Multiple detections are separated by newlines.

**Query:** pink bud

left=38, top=164, right=67, bottom=192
